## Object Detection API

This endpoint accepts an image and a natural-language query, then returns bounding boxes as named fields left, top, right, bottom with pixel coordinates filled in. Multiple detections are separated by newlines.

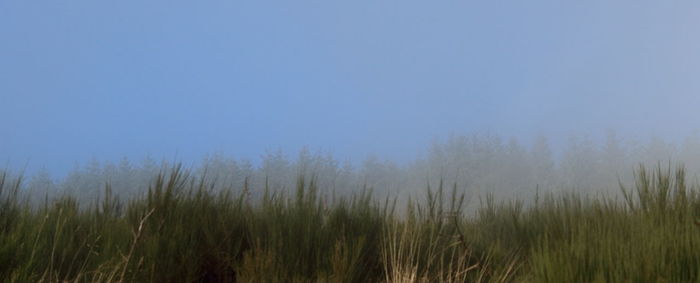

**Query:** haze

left=2, top=0, right=700, bottom=177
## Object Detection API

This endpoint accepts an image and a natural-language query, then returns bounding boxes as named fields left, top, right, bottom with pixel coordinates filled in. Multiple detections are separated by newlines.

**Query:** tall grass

left=2, top=163, right=700, bottom=282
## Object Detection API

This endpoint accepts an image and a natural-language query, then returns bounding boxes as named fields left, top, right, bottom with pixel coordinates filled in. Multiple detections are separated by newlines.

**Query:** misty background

left=2, top=1, right=700, bottom=203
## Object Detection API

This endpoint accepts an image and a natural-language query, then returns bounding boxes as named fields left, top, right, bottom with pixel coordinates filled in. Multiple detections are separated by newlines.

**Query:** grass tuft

left=2, top=163, right=700, bottom=282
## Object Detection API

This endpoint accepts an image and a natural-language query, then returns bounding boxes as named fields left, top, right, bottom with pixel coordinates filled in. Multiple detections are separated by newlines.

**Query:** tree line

left=14, top=131, right=700, bottom=206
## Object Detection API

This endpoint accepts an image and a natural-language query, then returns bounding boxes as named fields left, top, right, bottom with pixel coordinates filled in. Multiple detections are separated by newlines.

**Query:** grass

left=2, top=163, right=700, bottom=282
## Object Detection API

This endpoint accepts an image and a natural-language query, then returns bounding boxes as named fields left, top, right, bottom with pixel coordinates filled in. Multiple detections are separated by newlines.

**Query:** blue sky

left=2, top=0, right=700, bottom=175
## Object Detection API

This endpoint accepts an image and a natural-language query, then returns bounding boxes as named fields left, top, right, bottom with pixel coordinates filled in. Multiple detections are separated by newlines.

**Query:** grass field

left=2, top=164, right=700, bottom=282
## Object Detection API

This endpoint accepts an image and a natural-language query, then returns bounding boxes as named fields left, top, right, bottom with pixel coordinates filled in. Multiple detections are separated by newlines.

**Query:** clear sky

left=2, top=0, right=700, bottom=175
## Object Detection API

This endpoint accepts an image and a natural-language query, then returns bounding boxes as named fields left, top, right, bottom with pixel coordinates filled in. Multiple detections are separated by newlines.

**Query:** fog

left=3, top=1, right=700, bottom=205
left=5, top=131, right=700, bottom=209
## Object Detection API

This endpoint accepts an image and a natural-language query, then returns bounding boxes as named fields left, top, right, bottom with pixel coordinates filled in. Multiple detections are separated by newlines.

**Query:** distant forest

left=11, top=131, right=700, bottom=206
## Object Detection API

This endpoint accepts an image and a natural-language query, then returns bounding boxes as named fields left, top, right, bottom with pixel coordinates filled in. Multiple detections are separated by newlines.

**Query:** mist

left=5, top=131, right=699, bottom=211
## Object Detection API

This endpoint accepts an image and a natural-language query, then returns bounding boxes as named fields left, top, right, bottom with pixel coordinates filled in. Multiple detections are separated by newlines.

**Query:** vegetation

left=28, top=132, right=700, bottom=210
left=3, top=163, right=700, bottom=282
